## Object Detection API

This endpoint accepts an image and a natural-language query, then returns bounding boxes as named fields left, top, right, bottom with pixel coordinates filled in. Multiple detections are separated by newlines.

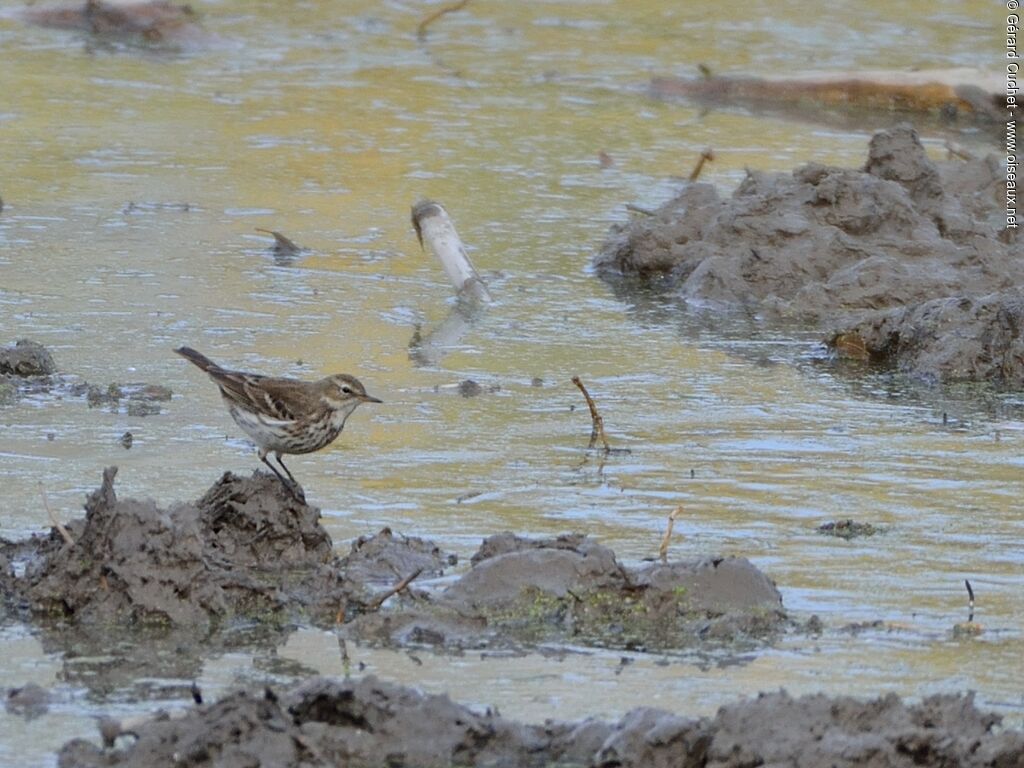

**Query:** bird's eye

left=342, top=386, right=352, bottom=394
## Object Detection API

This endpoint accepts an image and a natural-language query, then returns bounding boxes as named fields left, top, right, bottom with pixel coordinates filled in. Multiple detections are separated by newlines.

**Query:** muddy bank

left=57, top=674, right=1024, bottom=768
left=0, top=472, right=784, bottom=655
left=596, top=125, right=1020, bottom=385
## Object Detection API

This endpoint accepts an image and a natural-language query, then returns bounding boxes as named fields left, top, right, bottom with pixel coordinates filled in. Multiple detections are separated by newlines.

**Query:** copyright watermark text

left=1007, top=3, right=1019, bottom=227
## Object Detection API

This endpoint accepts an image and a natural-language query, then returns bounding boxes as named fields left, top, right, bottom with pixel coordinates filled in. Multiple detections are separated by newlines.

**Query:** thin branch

left=254, top=228, right=301, bottom=255
left=571, top=376, right=610, bottom=452
left=417, top=0, right=473, bottom=40
left=369, top=567, right=424, bottom=610
left=659, top=506, right=683, bottom=562
left=687, top=148, right=715, bottom=182
left=39, top=483, right=73, bottom=546
left=625, top=203, right=656, bottom=216
left=944, top=141, right=976, bottom=162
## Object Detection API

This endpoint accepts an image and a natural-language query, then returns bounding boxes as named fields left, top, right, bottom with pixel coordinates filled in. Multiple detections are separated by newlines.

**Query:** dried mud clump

left=57, top=676, right=1024, bottom=768
left=596, top=125, right=1019, bottom=385
left=0, top=468, right=352, bottom=629
left=347, top=533, right=785, bottom=652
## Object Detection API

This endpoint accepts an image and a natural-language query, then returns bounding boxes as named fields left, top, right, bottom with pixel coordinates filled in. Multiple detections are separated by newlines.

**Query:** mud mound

left=340, top=527, right=457, bottom=585
left=3, top=468, right=353, bottom=629
left=0, top=339, right=56, bottom=377
left=348, top=533, right=785, bottom=652
left=469, top=531, right=592, bottom=565
left=596, top=125, right=1019, bottom=384
left=831, top=288, right=1024, bottom=383
left=57, top=676, right=1024, bottom=768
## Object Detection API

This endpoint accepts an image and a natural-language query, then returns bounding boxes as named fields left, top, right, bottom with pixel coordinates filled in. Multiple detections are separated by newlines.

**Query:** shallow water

left=0, top=0, right=1014, bottom=764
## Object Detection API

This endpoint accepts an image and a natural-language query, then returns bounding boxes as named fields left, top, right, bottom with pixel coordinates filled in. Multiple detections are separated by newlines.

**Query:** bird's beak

left=361, top=394, right=383, bottom=404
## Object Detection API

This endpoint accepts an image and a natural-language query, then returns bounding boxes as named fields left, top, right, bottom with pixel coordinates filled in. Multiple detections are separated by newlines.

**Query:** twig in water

left=625, top=203, right=656, bottom=216
left=370, top=567, right=424, bottom=610
left=687, top=148, right=715, bottom=182
left=417, top=0, right=473, bottom=40
left=659, top=506, right=683, bottom=562
left=254, top=228, right=302, bottom=255
left=571, top=376, right=610, bottom=452
left=944, top=141, right=976, bottom=162
left=39, top=483, right=73, bottom=546
left=964, top=579, right=975, bottom=607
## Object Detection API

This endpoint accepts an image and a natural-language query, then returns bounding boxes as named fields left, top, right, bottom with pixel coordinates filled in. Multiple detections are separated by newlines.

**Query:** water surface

left=0, top=1, right=1014, bottom=764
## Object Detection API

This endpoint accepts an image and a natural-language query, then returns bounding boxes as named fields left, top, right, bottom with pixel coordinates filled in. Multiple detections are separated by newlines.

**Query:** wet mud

left=0, top=468, right=354, bottom=630
left=346, top=533, right=785, bottom=653
left=0, top=339, right=174, bottom=412
left=596, top=125, right=1019, bottom=385
left=0, top=473, right=782, bottom=655
left=56, top=675, right=1024, bottom=768
left=817, top=520, right=881, bottom=539
left=7, top=474, right=1001, bottom=768
left=0, top=339, right=56, bottom=404
left=0, top=339, right=56, bottom=378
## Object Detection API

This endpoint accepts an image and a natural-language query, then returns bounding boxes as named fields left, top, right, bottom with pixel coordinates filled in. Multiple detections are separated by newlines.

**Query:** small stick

left=254, top=228, right=302, bottom=255
left=944, top=141, right=976, bottom=162
left=965, top=579, right=974, bottom=607
left=687, top=148, right=715, bottom=182
left=39, top=483, right=73, bottom=546
left=625, top=203, right=656, bottom=216
left=369, top=566, right=424, bottom=610
left=659, top=506, right=683, bottom=562
left=571, top=376, right=610, bottom=452
left=416, top=0, right=473, bottom=40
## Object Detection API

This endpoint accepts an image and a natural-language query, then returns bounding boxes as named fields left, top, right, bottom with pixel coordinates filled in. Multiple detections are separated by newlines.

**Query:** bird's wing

left=209, top=371, right=302, bottom=422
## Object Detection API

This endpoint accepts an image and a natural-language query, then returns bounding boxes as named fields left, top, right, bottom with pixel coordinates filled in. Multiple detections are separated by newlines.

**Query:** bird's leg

left=273, top=453, right=306, bottom=502
left=260, top=453, right=305, bottom=503
left=274, top=452, right=297, bottom=484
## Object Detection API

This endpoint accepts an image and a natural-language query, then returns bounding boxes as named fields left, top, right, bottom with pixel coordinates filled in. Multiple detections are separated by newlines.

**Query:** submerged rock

left=596, top=125, right=1019, bottom=385
left=56, top=675, right=1024, bottom=768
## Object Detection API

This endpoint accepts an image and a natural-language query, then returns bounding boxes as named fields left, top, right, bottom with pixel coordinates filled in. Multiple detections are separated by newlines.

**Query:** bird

left=174, top=346, right=381, bottom=500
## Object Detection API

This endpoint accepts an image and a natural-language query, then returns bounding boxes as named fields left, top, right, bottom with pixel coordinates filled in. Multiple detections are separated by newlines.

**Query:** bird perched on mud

left=174, top=347, right=381, bottom=501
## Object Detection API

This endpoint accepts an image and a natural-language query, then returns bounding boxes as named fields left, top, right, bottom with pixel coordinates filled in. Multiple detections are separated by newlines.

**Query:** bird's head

left=323, top=374, right=382, bottom=410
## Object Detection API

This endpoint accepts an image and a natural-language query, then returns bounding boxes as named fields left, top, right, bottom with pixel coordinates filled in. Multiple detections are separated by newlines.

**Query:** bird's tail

left=174, top=346, right=221, bottom=373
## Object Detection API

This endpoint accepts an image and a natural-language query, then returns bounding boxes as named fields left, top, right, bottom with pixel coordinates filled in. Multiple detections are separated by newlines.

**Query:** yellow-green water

left=0, top=1, right=1015, bottom=764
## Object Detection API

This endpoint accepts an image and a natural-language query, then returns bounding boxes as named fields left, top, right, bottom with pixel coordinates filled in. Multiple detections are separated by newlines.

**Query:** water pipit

left=175, top=346, right=381, bottom=500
